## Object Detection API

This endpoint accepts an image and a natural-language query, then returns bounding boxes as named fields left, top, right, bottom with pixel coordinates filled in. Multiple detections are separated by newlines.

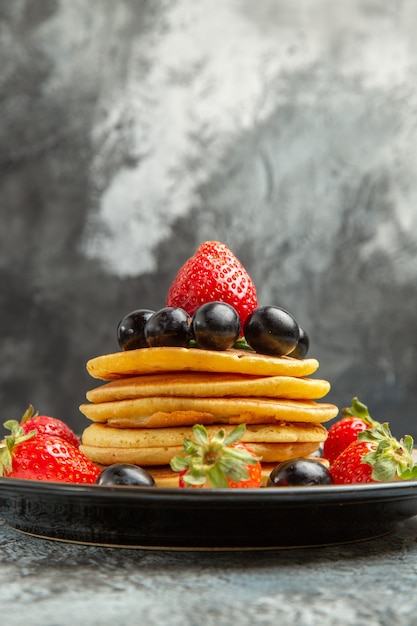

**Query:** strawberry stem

left=231, top=337, right=254, bottom=352
left=170, top=424, right=260, bottom=488
left=0, top=420, right=38, bottom=477
left=187, top=337, right=254, bottom=351
left=342, top=397, right=377, bottom=427
left=19, top=404, right=38, bottom=425
left=358, top=420, right=417, bottom=481
left=340, top=397, right=417, bottom=482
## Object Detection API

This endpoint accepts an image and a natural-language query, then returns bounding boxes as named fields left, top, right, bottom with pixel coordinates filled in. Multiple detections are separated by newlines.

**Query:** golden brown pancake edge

left=79, top=396, right=339, bottom=425
left=86, top=372, right=331, bottom=403
left=86, top=347, right=320, bottom=380
left=82, top=421, right=327, bottom=448
left=80, top=441, right=322, bottom=467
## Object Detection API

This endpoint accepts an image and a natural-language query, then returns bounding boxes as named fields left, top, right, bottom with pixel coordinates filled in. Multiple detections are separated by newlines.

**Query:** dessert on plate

left=2, top=242, right=415, bottom=488
left=79, top=241, right=338, bottom=487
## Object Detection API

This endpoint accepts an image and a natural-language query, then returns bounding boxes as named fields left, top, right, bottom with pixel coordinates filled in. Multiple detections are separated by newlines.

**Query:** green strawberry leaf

left=192, top=424, right=209, bottom=446
left=399, top=466, right=417, bottom=480
left=219, top=458, right=250, bottom=483
left=342, top=397, right=377, bottom=427
left=206, top=465, right=230, bottom=488
left=357, top=414, right=417, bottom=482
left=169, top=423, right=260, bottom=488
left=188, top=336, right=254, bottom=352
left=224, top=423, right=246, bottom=446
left=183, top=438, right=198, bottom=455
left=221, top=446, right=259, bottom=465
left=232, top=337, right=254, bottom=351
left=19, top=405, right=37, bottom=425
left=363, top=448, right=398, bottom=482
left=402, top=434, right=414, bottom=455
left=0, top=413, right=40, bottom=478
left=183, top=469, right=208, bottom=487
left=0, top=446, right=12, bottom=475
left=170, top=455, right=189, bottom=472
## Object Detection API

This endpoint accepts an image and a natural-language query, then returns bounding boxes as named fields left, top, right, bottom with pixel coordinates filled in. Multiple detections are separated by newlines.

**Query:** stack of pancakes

left=79, top=347, right=338, bottom=487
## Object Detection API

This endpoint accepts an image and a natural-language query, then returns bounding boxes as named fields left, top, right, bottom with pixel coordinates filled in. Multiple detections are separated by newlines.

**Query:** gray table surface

left=1, top=515, right=417, bottom=626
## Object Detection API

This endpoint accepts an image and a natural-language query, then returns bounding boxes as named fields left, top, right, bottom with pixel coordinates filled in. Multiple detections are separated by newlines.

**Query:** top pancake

left=86, top=372, right=331, bottom=403
left=86, top=347, right=320, bottom=380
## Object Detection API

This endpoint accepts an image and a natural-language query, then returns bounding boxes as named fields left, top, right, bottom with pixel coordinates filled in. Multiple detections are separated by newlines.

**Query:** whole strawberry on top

left=16, top=404, right=80, bottom=448
left=0, top=420, right=100, bottom=483
left=329, top=399, right=417, bottom=484
left=170, top=423, right=262, bottom=488
left=166, top=241, right=258, bottom=329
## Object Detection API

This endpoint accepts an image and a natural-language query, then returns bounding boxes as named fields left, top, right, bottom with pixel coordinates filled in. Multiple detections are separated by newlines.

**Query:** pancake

left=80, top=421, right=327, bottom=467
left=82, top=421, right=327, bottom=448
left=80, top=441, right=322, bottom=466
left=79, top=396, right=339, bottom=426
left=86, top=372, right=331, bottom=403
left=86, top=347, right=320, bottom=380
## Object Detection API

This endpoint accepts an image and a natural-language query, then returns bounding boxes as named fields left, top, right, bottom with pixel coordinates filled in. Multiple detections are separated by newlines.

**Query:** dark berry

left=145, top=307, right=191, bottom=347
left=288, top=327, right=310, bottom=359
left=191, top=302, right=241, bottom=350
left=267, top=458, right=333, bottom=487
left=96, top=464, right=155, bottom=487
left=244, top=306, right=300, bottom=356
left=117, top=309, right=154, bottom=351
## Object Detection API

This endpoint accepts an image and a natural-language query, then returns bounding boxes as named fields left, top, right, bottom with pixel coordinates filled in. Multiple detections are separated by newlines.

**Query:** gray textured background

left=1, top=0, right=417, bottom=438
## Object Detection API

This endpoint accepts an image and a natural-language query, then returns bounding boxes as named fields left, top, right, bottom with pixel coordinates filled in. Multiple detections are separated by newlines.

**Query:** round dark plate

left=1, top=478, right=417, bottom=549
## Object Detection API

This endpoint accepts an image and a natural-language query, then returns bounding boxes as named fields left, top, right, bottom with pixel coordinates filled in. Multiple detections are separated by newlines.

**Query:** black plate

left=1, top=478, right=417, bottom=549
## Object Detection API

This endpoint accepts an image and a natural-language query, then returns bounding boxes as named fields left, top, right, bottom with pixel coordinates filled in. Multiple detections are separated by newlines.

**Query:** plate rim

left=2, top=477, right=417, bottom=549
left=1, top=475, right=417, bottom=503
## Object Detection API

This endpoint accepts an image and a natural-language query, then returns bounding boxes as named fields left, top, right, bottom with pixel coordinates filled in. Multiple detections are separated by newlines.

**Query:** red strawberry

left=18, top=405, right=80, bottom=448
left=323, top=397, right=377, bottom=464
left=330, top=419, right=417, bottom=484
left=323, top=417, right=370, bottom=465
left=0, top=421, right=100, bottom=483
left=166, top=241, right=258, bottom=329
left=170, top=423, right=262, bottom=488
left=330, top=441, right=376, bottom=484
